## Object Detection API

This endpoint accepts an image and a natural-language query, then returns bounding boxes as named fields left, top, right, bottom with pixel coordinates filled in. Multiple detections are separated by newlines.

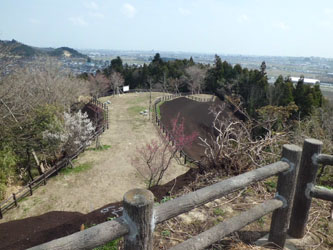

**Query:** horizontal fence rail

left=309, top=185, right=333, bottom=201
left=0, top=99, right=109, bottom=219
left=169, top=199, right=284, bottom=250
left=27, top=138, right=332, bottom=249
left=316, top=153, right=333, bottom=166
left=155, top=161, right=289, bottom=224
left=28, top=155, right=296, bottom=250
left=29, top=218, right=129, bottom=250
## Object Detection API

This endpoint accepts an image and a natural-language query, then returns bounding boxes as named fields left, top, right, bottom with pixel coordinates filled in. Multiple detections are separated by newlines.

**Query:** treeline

left=87, top=53, right=323, bottom=118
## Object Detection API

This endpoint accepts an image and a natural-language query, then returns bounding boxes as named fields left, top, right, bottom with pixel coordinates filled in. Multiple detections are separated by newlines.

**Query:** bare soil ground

left=0, top=92, right=188, bottom=223
left=160, top=96, right=232, bottom=161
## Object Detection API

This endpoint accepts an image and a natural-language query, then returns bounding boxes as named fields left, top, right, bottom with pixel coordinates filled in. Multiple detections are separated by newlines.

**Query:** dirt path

left=1, top=92, right=188, bottom=223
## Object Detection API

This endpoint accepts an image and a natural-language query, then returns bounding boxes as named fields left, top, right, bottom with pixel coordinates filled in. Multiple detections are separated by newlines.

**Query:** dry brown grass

left=152, top=168, right=332, bottom=250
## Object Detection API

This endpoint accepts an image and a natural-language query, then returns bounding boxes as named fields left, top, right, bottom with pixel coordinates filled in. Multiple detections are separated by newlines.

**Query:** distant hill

left=0, top=39, right=88, bottom=59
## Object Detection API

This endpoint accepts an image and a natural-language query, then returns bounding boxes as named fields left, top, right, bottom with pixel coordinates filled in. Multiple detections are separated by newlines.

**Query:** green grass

left=87, top=145, right=111, bottom=151
left=156, top=101, right=165, bottom=119
left=127, top=105, right=147, bottom=116
left=161, top=230, right=171, bottom=237
left=93, top=239, right=120, bottom=250
left=160, top=196, right=172, bottom=203
left=264, top=178, right=277, bottom=192
left=257, top=217, right=265, bottom=227
left=213, top=208, right=225, bottom=216
left=60, top=163, right=92, bottom=175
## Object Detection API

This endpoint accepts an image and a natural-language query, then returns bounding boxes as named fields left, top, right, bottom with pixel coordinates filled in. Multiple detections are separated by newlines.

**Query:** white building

left=289, top=77, right=320, bottom=85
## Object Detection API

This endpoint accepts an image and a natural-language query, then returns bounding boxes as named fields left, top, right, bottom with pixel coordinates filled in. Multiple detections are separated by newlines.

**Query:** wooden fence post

left=43, top=173, right=47, bottom=185
left=29, top=183, right=33, bottom=195
left=268, top=144, right=302, bottom=247
left=288, top=139, right=323, bottom=238
left=13, top=193, right=17, bottom=207
left=123, top=189, right=154, bottom=250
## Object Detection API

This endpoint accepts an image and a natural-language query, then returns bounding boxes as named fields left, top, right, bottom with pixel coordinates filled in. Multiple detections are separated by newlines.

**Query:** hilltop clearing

left=0, top=92, right=188, bottom=223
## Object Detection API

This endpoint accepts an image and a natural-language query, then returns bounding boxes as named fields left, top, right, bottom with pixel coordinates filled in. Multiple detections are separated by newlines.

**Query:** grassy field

left=321, top=87, right=333, bottom=101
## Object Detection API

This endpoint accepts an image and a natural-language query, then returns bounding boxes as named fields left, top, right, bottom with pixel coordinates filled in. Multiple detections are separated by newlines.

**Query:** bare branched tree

left=0, top=59, right=90, bottom=126
left=199, top=104, right=288, bottom=175
left=132, top=114, right=198, bottom=188
left=88, top=72, right=110, bottom=97
left=168, top=78, right=180, bottom=94
left=185, top=65, right=206, bottom=94
left=109, top=71, right=124, bottom=96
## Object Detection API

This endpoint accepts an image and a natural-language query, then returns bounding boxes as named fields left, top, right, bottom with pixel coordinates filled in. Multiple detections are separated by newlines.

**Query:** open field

left=321, top=86, right=333, bottom=101
left=0, top=92, right=188, bottom=223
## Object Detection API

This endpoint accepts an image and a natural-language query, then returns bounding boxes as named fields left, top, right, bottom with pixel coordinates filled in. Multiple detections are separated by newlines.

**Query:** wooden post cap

left=123, top=189, right=154, bottom=250
left=123, top=189, right=154, bottom=207
left=304, top=138, right=323, bottom=146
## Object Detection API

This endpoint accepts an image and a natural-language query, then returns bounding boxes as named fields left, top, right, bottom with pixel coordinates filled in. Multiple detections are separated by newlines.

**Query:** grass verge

left=156, top=101, right=165, bottom=119
left=87, top=145, right=111, bottom=151
left=93, top=238, right=120, bottom=250
left=60, top=163, right=92, bottom=175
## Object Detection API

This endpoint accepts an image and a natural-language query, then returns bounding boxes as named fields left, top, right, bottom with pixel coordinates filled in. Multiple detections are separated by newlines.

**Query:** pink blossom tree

left=132, top=114, right=198, bottom=188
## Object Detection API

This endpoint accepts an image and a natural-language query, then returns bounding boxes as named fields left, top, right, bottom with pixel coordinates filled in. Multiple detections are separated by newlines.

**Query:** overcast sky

left=1, top=0, right=333, bottom=57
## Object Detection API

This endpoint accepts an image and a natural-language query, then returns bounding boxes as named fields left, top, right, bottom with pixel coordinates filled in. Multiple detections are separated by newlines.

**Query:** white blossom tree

left=43, top=110, right=95, bottom=156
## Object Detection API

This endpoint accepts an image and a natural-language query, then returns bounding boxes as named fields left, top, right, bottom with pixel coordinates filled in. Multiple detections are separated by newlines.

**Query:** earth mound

left=160, top=96, right=233, bottom=162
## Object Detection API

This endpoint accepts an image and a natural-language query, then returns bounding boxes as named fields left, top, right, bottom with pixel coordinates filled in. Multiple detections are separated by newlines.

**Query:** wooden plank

left=268, top=144, right=302, bottom=247
left=310, top=186, right=333, bottom=201
left=288, top=138, right=323, bottom=238
left=155, top=161, right=289, bottom=224
left=316, top=154, right=333, bottom=166
left=169, top=199, right=283, bottom=250
left=28, top=218, right=129, bottom=250
left=123, top=189, right=154, bottom=250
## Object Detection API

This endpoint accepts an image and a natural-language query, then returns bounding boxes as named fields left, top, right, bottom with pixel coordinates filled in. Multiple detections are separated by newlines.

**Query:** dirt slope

left=160, top=96, right=232, bottom=161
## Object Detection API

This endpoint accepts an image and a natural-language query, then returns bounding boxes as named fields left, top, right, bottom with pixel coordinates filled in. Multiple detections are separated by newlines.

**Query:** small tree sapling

left=133, top=113, right=198, bottom=188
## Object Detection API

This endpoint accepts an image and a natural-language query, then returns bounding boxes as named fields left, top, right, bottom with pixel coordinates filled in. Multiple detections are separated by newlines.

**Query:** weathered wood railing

left=288, top=139, right=333, bottom=238
left=0, top=99, right=109, bottom=219
left=24, top=139, right=308, bottom=249
left=28, top=139, right=333, bottom=250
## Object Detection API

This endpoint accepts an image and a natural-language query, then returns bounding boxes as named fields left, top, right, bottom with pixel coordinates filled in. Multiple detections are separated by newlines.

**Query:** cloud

left=84, top=1, right=99, bottom=10
left=238, top=14, right=249, bottom=23
left=89, top=12, right=105, bottom=19
left=69, top=17, right=88, bottom=26
left=122, top=3, right=137, bottom=18
left=178, top=7, right=191, bottom=16
left=274, top=22, right=290, bottom=31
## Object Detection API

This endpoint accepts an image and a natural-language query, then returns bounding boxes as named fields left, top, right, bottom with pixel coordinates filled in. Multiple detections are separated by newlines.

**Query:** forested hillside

left=0, top=40, right=87, bottom=59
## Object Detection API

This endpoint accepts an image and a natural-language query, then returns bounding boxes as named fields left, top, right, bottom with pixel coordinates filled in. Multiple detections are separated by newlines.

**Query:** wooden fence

left=28, top=138, right=333, bottom=250
left=0, top=98, right=109, bottom=219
